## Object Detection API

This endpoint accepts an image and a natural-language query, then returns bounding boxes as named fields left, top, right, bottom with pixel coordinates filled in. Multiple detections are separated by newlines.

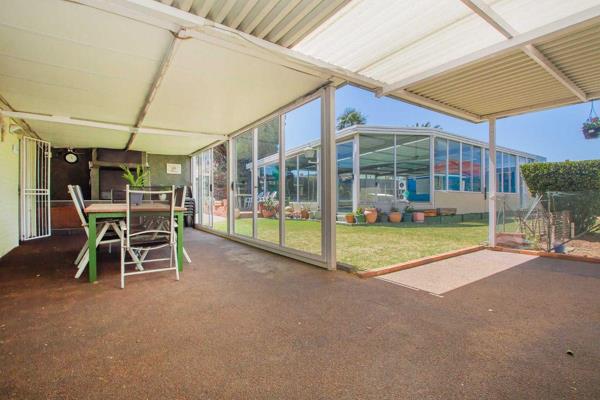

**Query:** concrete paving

left=377, top=250, right=538, bottom=295
left=0, top=229, right=599, bottom=399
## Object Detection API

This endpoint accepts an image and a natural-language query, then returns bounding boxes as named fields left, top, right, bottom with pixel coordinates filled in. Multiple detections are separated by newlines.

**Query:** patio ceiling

left=1, top=0, right=599, bottom=155
left=295, top=0, right=600, bottom=121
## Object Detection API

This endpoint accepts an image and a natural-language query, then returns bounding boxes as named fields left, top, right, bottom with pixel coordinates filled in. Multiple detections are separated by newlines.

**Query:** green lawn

left=215, top=218, right=489, bottom=271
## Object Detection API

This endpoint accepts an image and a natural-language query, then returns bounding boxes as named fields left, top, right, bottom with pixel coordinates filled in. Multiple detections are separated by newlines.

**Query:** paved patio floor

left=377, top=250, right=538, bottom=295
left=0, top=229, right=599, bottom=399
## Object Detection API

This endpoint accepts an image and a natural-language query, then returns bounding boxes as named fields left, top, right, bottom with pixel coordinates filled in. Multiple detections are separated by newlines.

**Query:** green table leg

left=88, top=214, right=97, bottom=283
left=177, top=212, right=184, bottom=271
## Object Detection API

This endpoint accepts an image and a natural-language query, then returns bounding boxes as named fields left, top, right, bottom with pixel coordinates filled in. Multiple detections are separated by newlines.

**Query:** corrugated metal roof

left=155, top=0, right=349, bottom=47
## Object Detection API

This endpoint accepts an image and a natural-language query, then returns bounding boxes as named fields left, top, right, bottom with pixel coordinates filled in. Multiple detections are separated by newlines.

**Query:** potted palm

left=388, top=207, right=402, bottom=223
left=120, top=165, right=148, bottom=205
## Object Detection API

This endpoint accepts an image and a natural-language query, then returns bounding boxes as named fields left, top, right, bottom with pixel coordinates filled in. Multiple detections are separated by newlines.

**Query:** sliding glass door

left=233, top=130, right=254, bottom=237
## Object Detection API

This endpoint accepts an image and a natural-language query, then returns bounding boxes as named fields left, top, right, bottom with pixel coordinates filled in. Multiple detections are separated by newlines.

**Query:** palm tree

left=337, top=108, right=367, bottom=130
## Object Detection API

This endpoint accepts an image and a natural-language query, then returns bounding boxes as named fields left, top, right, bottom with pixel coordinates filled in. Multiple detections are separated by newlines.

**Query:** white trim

left=488, top=118, right=497, bottom=247
left=0, top=110, right=226, bottom=140
left=321, top=85, right=336, bottom=270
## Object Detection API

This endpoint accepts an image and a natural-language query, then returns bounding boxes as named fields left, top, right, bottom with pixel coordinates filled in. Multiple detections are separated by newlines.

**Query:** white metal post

left=227, top=137, right=234, bottom=235
left=279, top=114, right=286, bottom=247
left=252, top=127, right=258, bottom=239
left=488, top=118, right=497, bottom=246
left=321, top=85, right=336, bottom=270
left=352, top=133, right=360, bottom=212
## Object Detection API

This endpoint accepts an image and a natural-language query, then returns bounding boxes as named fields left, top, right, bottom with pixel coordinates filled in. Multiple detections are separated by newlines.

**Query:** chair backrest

left=125, top=185, right=175, bottom=248
left=68, top=184, right=88, bottom=228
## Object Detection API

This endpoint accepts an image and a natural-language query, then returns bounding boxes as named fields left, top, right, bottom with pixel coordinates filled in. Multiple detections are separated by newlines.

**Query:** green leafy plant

left=120, top=164, right=148, bottom=187
left=390, top=207, right=399, bottom=212
left=520, top=160, right=600, bottom=194
left=582, top=117, right=600, bottom=139
left=404, top=205, right=414, bottom=213
left=261, top=197, right=277, bottom=212
left=354, top=207, right=364, bottom=217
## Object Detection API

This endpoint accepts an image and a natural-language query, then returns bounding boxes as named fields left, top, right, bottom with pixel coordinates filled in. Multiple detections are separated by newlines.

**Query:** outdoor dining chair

left=68, top=184, right=121, bottom=279
left=119, top=185, right=179, bottom=288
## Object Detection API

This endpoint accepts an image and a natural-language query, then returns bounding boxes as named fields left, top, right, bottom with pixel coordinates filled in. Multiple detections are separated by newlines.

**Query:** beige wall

left=0, top=131, right=20, bottom=258
left=434, top=191, right=521, bottom=214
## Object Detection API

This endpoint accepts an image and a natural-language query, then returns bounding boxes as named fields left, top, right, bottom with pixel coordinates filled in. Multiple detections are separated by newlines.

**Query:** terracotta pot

left=413, top=211, right=425, bottom=223
left=345, top=214, right=355, bottom=224
left=301, top=210, right=310, bottom=219
left=261, top=209, right=275, bottom=218
left=364, top=209, right=378, bottom=224
left=388, top=211, right=402, bottom=223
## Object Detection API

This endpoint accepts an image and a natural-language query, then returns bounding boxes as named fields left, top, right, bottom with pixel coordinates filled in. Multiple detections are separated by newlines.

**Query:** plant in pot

left=403, top=205, right=414, bottom=222
left=344, top=212, right=355, bottom=224
left=120, top=164, right=148, bottom=205
left=376, top=208, right=386, bottom=223
left=582, top=101, right=599, bottom=139
left=300, top=204, right=310, bottom=220
left=364, top=207, right=378, bottom=224
left=354, top=207, right=365, bottom=224
left=413, top=210, right=425, bottom=223
left=388, top=207, right=402, bottom=223
left=260, top=197, right=277, bottom=218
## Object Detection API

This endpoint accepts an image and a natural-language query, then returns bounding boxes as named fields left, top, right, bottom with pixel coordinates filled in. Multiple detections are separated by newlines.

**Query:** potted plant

left=364, top=207, right=378, bottom=224
left=260, top=197, right=277, bottom=218
left=582, top=116, right=600, bottom=139
left=120, top=164, right=148, bottom=205
left=413, top=210, right=425, bottom=223
left=354, top=208, right=365, bottom=224
left=376, top=208, right=386, bottom=223
left=403, top=205, right=414, bottom=222
left=300, top=204, right=310, bottom=220
left=388, top=207, right=402, bottom=223
left=344, top=213, right=355, bottom=224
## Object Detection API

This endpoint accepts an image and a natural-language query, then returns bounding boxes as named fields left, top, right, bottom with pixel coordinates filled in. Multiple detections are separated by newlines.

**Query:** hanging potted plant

left=582, top=101, right=600, bottom=139
left=120, top=164, right=148, bottom=205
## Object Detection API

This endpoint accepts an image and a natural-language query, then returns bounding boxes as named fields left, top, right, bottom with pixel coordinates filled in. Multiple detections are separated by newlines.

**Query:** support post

left=321, top=85, right=336, bottom=270
left=352, top=133, right=360, bottom=213
left=488, top=118, right=497, bottom=246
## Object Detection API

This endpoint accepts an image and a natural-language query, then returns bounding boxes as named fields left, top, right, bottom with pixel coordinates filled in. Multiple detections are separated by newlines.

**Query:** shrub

left=520, top=160, right=600, bottom=195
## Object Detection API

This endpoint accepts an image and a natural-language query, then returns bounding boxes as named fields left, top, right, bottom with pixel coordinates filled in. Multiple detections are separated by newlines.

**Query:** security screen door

left=20, top=136, right=51, bottom=240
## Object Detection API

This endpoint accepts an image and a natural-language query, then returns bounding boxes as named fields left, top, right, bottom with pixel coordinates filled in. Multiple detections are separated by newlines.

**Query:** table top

left=85, top=203, right=186, bottom=214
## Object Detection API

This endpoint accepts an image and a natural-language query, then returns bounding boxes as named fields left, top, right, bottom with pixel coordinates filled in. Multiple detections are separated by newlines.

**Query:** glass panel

left=502, top=152, right=510, bottom=193
left=447, top=140, right=460, bottom=191
left=256, top=118, right=280, bottom=244
left=496, top=151, right=503, bottom=193
left=485, top=148, right=489, bottom=193
left=472, top=146, right=482, bottom=192
left=359, top=134, right=395, bottom=206
left=434, top=138, right=447, bottom=190
left=233, top=130, right=253, bottom=237
left=283, top=98, right=321, bottom=256
left=508, top=154, right=517, bottom=193
left=337, top=141, right=354, bottom=212
left=212, top=143, right=228, bottom=233
left=396, top=135, right=430, bottom=202
left=201, top=150, right=212, bottom=227
left=461, top=143, right=472, bottom=192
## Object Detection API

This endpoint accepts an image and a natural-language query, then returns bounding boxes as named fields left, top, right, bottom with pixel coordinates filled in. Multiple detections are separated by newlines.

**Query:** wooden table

left=84, top=203, right=186, bottom=283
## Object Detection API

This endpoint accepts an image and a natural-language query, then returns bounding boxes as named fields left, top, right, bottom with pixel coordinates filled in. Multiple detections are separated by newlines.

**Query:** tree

left=414, top=122, right=442, bottom=129
left=337, top=108, right=367, bottom=130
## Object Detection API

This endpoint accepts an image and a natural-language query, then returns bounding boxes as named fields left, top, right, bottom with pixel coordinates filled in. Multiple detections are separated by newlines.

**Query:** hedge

left=520, top=160, right=600, bottom=195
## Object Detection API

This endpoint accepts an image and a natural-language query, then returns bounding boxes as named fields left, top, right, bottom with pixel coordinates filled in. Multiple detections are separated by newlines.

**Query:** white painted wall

left=0, top=131, right=20, bottom=257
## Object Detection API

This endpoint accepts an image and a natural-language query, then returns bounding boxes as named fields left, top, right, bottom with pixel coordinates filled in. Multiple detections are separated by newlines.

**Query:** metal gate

left=20, top=136, right=51, bottom=240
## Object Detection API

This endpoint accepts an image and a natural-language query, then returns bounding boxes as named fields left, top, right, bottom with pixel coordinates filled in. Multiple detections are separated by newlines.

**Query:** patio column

left=322, top=85, right=336, bottom=270
left=488, top=118, right=497, bottom=247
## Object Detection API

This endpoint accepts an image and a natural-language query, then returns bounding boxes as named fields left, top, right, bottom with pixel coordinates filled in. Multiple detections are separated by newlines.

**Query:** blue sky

left=284, top=85, right=600, bottom=161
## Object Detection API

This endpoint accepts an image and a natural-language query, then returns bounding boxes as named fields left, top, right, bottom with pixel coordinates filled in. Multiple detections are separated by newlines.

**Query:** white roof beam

left=239, top=0, right=278, bottom=34
left=392, top=90, right=482, bottom=122
left=0, top=110, right=226, bottom=139
left=193, top=0, right=215, bottom=18
left=461, top=0, right=587, bottom=102
left=379, top=5, right=600, bottom=96
left=266, top=0, right=321, bottom=44
left=213, top=0, right=236, bottom=25
left=126, top=28, right=189, bottom=150
left=253, top=0, right=301, bottom=39
left=173, top=0, right=193, bottom=13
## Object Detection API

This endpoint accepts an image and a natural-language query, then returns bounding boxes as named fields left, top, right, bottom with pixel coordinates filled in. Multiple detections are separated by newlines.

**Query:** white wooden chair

left=120, top=185, right=179, bottom=288
left=175, top=186, right=192, bottom=264
left=68, top=185, right=121, bottom=279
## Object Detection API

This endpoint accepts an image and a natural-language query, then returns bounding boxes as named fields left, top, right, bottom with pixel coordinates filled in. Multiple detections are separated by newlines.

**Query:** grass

left=215, top=218, right=489, bottom=271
